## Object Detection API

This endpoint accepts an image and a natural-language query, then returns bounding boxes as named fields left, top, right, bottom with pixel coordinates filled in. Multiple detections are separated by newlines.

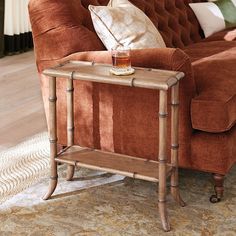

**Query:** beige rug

left=0, top=133, right=235, bottom=235
left=0, top=132, right=50, bottom=204
left=0, top=164, right=235, bottom=235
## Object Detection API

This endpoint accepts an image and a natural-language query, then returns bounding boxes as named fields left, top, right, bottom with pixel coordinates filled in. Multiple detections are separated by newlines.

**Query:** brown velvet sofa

left=28, top=0, right=236, bottom=202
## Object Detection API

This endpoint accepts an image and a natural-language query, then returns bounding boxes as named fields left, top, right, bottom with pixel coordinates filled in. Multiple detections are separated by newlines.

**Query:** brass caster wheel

left=209, top=194, right=221, bottom=203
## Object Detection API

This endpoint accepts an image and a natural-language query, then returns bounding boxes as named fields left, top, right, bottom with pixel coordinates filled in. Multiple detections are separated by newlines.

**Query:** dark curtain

left=4, top=32, right=33, bottom=55
left=0, top=0, right=4, bottom=58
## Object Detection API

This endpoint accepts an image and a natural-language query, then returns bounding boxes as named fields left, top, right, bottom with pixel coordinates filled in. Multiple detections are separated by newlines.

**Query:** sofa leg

left=209, top=174, right=225, bottom=203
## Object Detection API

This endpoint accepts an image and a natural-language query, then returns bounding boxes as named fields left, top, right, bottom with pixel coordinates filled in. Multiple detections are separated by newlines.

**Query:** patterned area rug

left=0, top=132, right=50, bottom=204
left=0, top=163, right=235, bottom=235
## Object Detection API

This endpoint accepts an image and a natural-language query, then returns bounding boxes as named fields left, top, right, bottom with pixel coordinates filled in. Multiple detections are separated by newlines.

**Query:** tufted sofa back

left=29, top=0, right=205, bottom=63
left=81, top=0, right=205, bottom=48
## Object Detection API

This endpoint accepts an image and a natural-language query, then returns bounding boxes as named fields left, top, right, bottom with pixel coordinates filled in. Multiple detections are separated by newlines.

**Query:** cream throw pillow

left=189, top=0, right=236, bottom=37
left=88, top=0, right=166, bottom=50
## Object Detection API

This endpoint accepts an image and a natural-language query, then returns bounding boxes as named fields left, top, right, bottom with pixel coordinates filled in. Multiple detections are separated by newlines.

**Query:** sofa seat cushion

left=184, top=41, right=236, bottom=132
left=201, top=27, right=236, bottom=42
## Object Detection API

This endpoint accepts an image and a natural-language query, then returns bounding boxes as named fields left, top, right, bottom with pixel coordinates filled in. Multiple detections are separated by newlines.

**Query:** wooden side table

left=43, top=61, right=185, bottom=232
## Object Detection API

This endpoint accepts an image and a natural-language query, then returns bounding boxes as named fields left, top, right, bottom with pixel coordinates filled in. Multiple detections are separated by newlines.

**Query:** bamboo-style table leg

left=66, top=76, right=75, bottom=181
left=170, top=82, right=185, bottom=207
left=158, top=90, right=170, bottom=232
left=43, top=76, right=58, bottom=200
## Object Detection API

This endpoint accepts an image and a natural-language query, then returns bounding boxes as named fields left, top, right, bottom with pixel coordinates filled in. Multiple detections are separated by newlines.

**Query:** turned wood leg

left=43, top=167, right=58, bottom=200
left=158, top=90, right=170, bottom=232
left=43, top=76, right=58, bottom=200
left=66, top=165, right=75, bottom=181
left=66, top=75, right=76, bottom=181
left=210, top=174, right=225, bottom=203
left=170, top=83, right=185, bottom=207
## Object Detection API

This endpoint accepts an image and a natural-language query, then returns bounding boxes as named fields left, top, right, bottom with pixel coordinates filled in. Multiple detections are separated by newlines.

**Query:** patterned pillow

left=189, top=0, right=236, bottom=37
left=88, top=0, right=166, bottom=50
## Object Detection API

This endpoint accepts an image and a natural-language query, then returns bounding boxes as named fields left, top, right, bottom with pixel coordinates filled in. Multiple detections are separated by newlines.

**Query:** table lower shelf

left=55, top=146, right=174, bottom=182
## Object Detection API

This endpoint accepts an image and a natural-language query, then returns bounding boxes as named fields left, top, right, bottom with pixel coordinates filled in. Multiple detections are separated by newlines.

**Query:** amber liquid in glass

left=112, top=54, right=131, bottom=69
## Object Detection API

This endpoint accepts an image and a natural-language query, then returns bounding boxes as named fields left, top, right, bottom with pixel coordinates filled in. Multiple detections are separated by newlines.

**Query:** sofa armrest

left=77, top=48, right=194, bottom=91
left=61, top=48, right=191, bottom=71
left=40, top=47, right=196, bottom=99
left=39, top=48, right=192, bottom=75
left=65, top=48, right=195, bottom=143
left=39, top=47, right=196, bottom=101
left=28, top=0, right=105, bottom=62
left=39, top=48, right=196, bottom=159
left=39, top=48, right=196, bottom=105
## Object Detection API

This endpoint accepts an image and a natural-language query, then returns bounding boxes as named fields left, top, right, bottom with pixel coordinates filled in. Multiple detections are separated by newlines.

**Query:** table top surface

left=43, top=60, right=184, bottom=90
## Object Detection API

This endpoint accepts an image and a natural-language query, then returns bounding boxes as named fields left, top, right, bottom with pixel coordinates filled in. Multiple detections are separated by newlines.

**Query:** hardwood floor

left=0, top=51, right=47, bottom=151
